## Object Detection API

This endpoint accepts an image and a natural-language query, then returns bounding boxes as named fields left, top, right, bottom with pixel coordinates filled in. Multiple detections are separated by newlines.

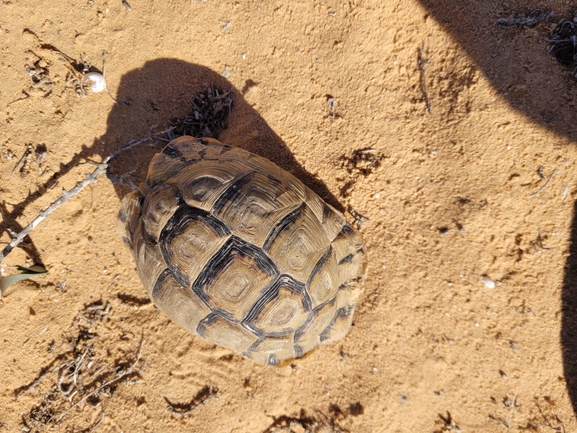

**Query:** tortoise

left=118, top=136, right=367, bottom=366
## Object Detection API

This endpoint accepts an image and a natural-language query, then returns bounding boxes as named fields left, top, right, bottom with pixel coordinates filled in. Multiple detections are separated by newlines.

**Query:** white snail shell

left=83, top=72, right=106, bottom=93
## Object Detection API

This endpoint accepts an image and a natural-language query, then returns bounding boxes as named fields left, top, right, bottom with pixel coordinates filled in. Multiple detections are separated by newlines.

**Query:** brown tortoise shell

left=118, top=136, right=367, bottom=366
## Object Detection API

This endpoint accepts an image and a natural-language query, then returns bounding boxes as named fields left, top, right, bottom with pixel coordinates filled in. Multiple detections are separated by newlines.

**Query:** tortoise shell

left=118, top=136, right=367, bottom=366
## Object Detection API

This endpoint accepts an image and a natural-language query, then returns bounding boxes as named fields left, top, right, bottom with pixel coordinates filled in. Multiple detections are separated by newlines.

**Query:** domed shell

left=118, top=136, right=367, bottom=366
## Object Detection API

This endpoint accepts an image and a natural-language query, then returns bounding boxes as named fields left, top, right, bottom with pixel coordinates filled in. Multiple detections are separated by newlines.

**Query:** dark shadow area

left=0, top=59, right=342, bottom=268
left=101, top=59, right=343, bottom=208
left=417, top=0, right=577, bottom=413
left=418, top=0, right=577, bottom=140
left=563, top=200, right=577, bottom=411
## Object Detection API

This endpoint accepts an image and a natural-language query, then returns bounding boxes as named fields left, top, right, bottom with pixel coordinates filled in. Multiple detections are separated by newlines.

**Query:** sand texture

left=2, top=1, right=577, bottom=432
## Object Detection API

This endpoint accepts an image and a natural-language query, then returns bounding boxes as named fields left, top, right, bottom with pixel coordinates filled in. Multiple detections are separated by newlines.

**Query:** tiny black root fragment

left=164, top=386, right=219, bottom=415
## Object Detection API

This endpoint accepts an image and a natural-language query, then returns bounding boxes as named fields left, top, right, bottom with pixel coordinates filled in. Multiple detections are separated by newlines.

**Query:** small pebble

left=221, top=22, right=231, bottom=32
left=220, top=65, right=231, bottom=79
left=482, top=276, right=495, bottom=289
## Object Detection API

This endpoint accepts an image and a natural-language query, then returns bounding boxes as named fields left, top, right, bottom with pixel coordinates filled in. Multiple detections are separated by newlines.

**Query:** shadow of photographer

left=418, top=0, right=577, bottom=414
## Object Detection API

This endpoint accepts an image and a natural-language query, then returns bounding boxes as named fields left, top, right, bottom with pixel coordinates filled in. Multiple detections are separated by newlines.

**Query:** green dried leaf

left=0, top=264, right=48, bottom=298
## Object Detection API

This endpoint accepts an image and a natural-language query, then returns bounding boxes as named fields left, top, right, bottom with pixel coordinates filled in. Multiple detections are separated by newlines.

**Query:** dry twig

left=497, top=9, right=553, bottom=29
left=88, top=410, right=105, bottom=433
left=417, top=47, right=432, bottom=115
left=15, top=358, right=75, bottom=401
left=54, top=338, right=145, bottom=424
left=530, top=167, right=557, bottom=197
left=0, top=127, right=175, bottom=265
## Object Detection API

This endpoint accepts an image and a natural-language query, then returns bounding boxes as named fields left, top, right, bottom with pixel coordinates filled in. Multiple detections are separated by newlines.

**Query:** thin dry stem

left=54, top=338, right=145, bottom=424
left=418, top=46, right=432, bottom=115
left=15, top=359, right=75, bottom=401
left=530, top=167, right=557, bottom=197
left=89, top=410, right=105, bottom=433
left=0, top=127, right=175, bottom=266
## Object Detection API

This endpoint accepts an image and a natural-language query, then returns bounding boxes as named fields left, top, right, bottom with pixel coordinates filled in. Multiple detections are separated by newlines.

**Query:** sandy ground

left=2, top=1, right=577, bottom=432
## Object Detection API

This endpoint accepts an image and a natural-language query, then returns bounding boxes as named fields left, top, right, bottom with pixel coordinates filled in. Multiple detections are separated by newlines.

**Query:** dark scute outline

left=293, top=294, right=337, bottom=343
left=218, top=145, right=233, bottom=154
left=185, top=176, right=228, bottom=203
left=160, top=205, right=231, bottom=243
left=339, top=247, right=366, bottom=265
left=246, top=337, right=267, bottom=353
left=212, top=171, right=256, bottom=214
left=319, top=304, right=354, bottom=342
left=338, top=253, right=354, bottom=265
left=321, top=203, right=336, bottom=224
left=159, top=205, right=231, bottom=296
left=242, top=274, right=310, bottom=337
left=195, top=312, right=219, bottom=337
left=262, top=202, right=306, bottom=252
left=209, top=307, right=240, bottom=324
left=306, top=246, right=333, bottom=287
left=335, top=222, right=354, bottom=239
left=192, top=235, right=280, bottom=302
left=140, top=186, right=182, bottom=243
left=162, top=144, right=183, bottom=159
left=265, top=173, right=282, bottom=186
left=151, top=268, right=175, bottom=302
left=294, top=344, right=304, bottom=358
left=117, top=208, right=129, bottom=224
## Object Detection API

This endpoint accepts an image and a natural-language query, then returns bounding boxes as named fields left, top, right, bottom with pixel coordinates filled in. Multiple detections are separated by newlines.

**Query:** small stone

left=220, top=65, right=231, bottom=79
left=482, top=276, right=495, bottom=289
left=221, top=22, right=231, bottom=32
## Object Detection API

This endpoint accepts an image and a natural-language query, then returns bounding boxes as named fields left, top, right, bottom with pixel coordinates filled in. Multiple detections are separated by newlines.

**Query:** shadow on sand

left=0, top=59, right=342, bottom=264
left=417, top=0, right=577, bottom=414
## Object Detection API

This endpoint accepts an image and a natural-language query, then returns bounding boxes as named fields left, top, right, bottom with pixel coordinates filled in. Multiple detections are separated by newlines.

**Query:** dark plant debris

left=170, top=85, right=235, bottom=139
left=433, top=411, right=461, bottom=433
left=339, top=148, right=383, bottom=176
left=164, top=385, right=219, bottom=415
left=548, top=17, right=577, bottom=76
left=16, top=301, right=143, bottom=431
left=263, top=408, right=350, bottom=433
left=497, top=9, right=554, bottom=29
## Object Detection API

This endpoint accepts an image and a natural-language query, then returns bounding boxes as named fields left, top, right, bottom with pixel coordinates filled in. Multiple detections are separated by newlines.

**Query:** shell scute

left=194, top=236, right=278, bottom=321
